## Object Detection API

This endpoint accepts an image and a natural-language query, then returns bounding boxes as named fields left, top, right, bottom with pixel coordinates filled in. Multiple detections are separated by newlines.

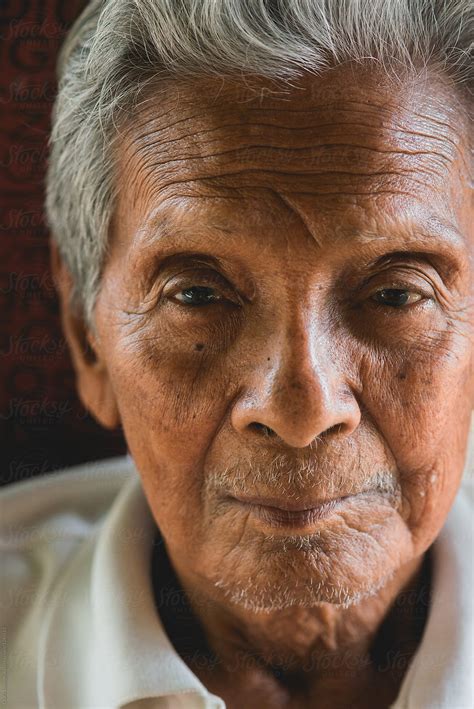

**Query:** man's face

left=85, top=65, right=473, bottom=610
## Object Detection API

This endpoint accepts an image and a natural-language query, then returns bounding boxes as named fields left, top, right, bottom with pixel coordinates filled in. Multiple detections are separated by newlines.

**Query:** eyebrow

left=137, top=209, right=469, bottom=277
left=136, top=212, right=246, bottom=254
left=345, top=218, right=464, bottom=247
left=352, top=219, right=469, bottom=275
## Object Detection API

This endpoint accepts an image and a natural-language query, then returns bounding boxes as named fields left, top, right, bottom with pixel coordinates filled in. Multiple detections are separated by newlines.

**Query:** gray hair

left=45, top=0, right=473, bottom=332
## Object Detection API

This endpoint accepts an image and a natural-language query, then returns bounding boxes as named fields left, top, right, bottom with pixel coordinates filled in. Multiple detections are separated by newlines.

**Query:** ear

left=50, top=239, right=121, bottom=430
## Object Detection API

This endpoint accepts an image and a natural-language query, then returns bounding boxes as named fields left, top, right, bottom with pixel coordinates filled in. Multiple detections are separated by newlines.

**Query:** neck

left=152, top=536, right=431, bottom=705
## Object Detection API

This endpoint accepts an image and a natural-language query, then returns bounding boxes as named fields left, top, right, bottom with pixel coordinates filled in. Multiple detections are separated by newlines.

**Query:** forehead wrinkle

left=128, top=108, right=461, bottom=163
left=122, top=142, right=458, bottom=213
left=120, top=120, right=464, bottom=215
left=117, top=72, right=470, bottom=235
left=122, top=77, right=465, bottom=166
left=137, top=71, right=463, bottom=137
left=135, top=136, right=456, bottom=173
left=124, top=170, right=439, bottom=215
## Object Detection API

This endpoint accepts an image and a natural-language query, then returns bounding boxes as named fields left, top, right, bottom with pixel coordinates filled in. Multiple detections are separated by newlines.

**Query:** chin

left=213, top=563, right=396, bottom=613
left=209, top=519, right=411, bottom=613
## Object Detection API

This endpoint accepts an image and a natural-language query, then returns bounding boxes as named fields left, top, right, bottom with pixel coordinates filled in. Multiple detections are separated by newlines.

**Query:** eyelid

left=357, top=264, right=437, bottom=294
left=164, top=267, right=230, bottom=288
left=163, top=268, right=243, bottom=305
left=370, top=279, right=433, bottom=297
left=358, top=248, right=462, bottom=286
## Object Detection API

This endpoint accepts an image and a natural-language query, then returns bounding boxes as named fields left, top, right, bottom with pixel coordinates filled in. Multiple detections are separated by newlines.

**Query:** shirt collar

left=391, top=482, right=474, bottom=708
left=40, top=465, right=225, bottom=708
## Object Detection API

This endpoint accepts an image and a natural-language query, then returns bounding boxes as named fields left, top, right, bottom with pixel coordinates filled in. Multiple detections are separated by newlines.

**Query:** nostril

left=249, top=422, right=276, bottom=437
left=313, top=424, right=343, bottom=442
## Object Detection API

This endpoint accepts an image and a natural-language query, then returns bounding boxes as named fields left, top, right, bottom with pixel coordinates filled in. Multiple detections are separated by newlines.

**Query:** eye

left=163, top=269, right=242, bottom=309
left=370, top=287, right=425, bottom=309
left=173, top=285, right=225, bottom=307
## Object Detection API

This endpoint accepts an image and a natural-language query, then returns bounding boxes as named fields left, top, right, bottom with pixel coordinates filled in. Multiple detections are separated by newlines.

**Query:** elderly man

left=1, top=0, right=473, bottom=707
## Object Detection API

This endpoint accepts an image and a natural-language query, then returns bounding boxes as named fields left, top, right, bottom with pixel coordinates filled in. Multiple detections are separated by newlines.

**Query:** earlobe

left=76, top=364, right=121, bottom=430
left=50, top=239, right=121, bottom=430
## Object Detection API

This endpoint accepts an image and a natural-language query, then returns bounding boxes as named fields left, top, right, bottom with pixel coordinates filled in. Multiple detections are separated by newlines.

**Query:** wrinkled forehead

left=115, top=66, right=472, bottom=246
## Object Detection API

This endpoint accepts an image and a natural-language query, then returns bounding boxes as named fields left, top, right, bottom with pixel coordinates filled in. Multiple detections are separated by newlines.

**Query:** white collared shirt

left=1, top=453, right=473, bottom=709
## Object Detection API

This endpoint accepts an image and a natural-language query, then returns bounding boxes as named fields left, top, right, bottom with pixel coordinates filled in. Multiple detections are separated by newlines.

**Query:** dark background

left=0, top=0, right=127, bottom=486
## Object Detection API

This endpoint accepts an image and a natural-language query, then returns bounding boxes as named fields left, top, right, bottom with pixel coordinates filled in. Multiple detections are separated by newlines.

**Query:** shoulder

left=0, top=454, right=134, bottom=532
left=460, top=425, right=474, bottom=506
left=458, top=473, right=474, bottom=510
left=0, top=455, right=135, bottom=708
left=0, top=454, right=135, bottom=586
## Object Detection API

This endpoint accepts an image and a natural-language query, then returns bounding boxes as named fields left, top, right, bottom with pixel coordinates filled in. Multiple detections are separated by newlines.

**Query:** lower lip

left=230, top=497, right=348, bottom=529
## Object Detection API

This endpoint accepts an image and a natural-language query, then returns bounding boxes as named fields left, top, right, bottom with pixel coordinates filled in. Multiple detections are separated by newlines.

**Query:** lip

left=229, top=494, right=352, bottom=528
left=231, top=494, right=340, bottom=511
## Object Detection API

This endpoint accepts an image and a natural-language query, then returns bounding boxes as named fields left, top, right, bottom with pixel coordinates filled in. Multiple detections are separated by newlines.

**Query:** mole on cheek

left=195, top=343, right=205, bottom=351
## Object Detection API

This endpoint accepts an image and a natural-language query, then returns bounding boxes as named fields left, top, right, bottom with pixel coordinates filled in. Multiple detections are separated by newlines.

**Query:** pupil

left=378, top=289, right=409, bottom=307
left=183, top=286, right=216, bottom=305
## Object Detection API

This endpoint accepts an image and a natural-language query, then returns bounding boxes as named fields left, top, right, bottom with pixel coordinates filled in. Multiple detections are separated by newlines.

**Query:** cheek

left=109, top=316, right=232, bottom=432
left=357, top=325, right=472, bottom=548
left=100, top=319, right=240, bottom=542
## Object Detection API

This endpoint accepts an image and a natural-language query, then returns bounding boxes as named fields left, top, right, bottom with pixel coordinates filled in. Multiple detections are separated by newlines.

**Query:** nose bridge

left=232, top=305, right=360, bottom=448
left=274, top=310, right=336, bottom=418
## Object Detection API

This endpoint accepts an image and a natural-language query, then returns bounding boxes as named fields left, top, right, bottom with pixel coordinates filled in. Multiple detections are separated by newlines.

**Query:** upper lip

left=230, top=493, right=348, bottom=512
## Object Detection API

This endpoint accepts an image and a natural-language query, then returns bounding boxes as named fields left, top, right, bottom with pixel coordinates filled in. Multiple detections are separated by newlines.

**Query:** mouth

left=229, top=493, right=354, bottom=529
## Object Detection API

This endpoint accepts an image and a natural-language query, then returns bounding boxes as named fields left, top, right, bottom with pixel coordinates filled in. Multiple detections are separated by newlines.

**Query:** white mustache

left=205, top=451, right=400, bottom=502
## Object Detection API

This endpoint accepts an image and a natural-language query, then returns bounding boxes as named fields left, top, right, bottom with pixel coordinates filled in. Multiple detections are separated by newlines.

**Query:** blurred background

left=0, top=0, right=127, bottom=486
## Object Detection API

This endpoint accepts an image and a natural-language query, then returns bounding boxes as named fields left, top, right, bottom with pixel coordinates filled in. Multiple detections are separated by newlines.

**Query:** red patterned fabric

left=0, top=0, right=127, bottom=486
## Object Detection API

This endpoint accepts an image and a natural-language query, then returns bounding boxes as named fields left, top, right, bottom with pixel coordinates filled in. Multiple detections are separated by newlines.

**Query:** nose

left=231, top=326, right=361, bottom=449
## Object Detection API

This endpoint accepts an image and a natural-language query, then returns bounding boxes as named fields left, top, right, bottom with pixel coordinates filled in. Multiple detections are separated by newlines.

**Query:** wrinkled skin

left=53, top=64, right=474, bottom=708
